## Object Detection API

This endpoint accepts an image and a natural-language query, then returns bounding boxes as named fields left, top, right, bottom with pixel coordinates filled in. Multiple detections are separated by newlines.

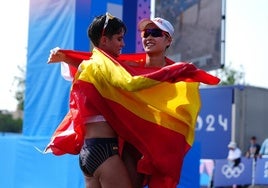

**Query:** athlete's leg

left=79, top=138, right=132, bottom=188
left=84, top=175, right=101, bottom=188
left=122, top=142, right=144, bottom=188
left=95, top=154, right=132, bottom=188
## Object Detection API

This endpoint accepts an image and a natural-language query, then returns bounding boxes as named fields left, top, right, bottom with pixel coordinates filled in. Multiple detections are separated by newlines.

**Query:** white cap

left=138, top=17, right=174, bottom=37
left=228, top=141, right=237, bottom=149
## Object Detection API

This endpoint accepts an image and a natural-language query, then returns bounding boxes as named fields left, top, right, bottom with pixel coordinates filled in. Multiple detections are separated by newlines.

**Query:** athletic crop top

left=84, top=115, right=106, bottom=124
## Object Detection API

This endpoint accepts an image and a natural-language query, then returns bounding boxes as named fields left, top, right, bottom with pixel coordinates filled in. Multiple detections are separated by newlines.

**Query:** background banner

left=195, top=86, right=233, bottom=159
left=255, top=158, right=268, bottom=185
left=213, top=158, right=253, bottom=187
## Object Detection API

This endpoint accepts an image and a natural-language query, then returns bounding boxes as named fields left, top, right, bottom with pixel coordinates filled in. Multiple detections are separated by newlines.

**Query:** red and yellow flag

left=46, top=48, right=220, bottom=187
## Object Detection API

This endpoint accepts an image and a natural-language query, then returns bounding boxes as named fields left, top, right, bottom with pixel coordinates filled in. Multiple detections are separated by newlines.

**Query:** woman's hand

left=47, top=47, right=66, bottom=63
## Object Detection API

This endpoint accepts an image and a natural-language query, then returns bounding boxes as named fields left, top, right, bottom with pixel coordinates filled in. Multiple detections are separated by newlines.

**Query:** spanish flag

left=46, top=48, right=220, bottom=187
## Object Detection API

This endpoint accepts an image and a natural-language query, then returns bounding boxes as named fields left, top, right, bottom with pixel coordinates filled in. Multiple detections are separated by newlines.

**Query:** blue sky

left=0, top=0, right=268, bottom=111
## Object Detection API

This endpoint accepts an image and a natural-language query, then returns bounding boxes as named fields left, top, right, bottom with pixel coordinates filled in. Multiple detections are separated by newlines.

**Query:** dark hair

left=87, top=14, right=127, bottom=47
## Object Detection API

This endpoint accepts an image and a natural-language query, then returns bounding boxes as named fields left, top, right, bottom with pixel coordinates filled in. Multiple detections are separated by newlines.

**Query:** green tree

left=0, top=65, right=25, bottom=133
left=0, top=110, right=22, bottom=133
left=214, top=63, right=245, bottom=85
left=14, top=65, right=25, bottom=111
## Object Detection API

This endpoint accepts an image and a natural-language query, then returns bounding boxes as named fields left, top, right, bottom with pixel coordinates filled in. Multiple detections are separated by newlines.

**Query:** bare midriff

left=85, top=121, right=117, bottom=139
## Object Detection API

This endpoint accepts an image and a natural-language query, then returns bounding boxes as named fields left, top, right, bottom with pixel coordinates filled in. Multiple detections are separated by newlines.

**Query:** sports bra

left=84, top=115, right=106, bottom=124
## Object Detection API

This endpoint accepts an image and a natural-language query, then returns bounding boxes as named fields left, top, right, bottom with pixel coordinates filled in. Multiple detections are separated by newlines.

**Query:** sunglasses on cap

left=141, top=29, right=169, bottom=38
left=102, top=12, right=115, bottom=36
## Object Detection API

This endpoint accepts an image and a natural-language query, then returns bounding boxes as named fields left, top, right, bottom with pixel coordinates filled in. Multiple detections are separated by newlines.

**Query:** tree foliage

left=14, top=65, right=25, bottom=111
left=0, top=111, right=22, bottom=133
left=214, top=63, right=245, bottom=85
left=0, top=65, right=25, bottom=133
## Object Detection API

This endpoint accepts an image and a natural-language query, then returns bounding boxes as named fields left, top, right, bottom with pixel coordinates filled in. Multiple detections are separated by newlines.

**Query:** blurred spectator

left=227, top=141, right=242, bottom=167
left=227, top=141, right=242, bottom=188
left=245, top=136, right=260, bottom=159
left=259, top=138, right=268, bottom=158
